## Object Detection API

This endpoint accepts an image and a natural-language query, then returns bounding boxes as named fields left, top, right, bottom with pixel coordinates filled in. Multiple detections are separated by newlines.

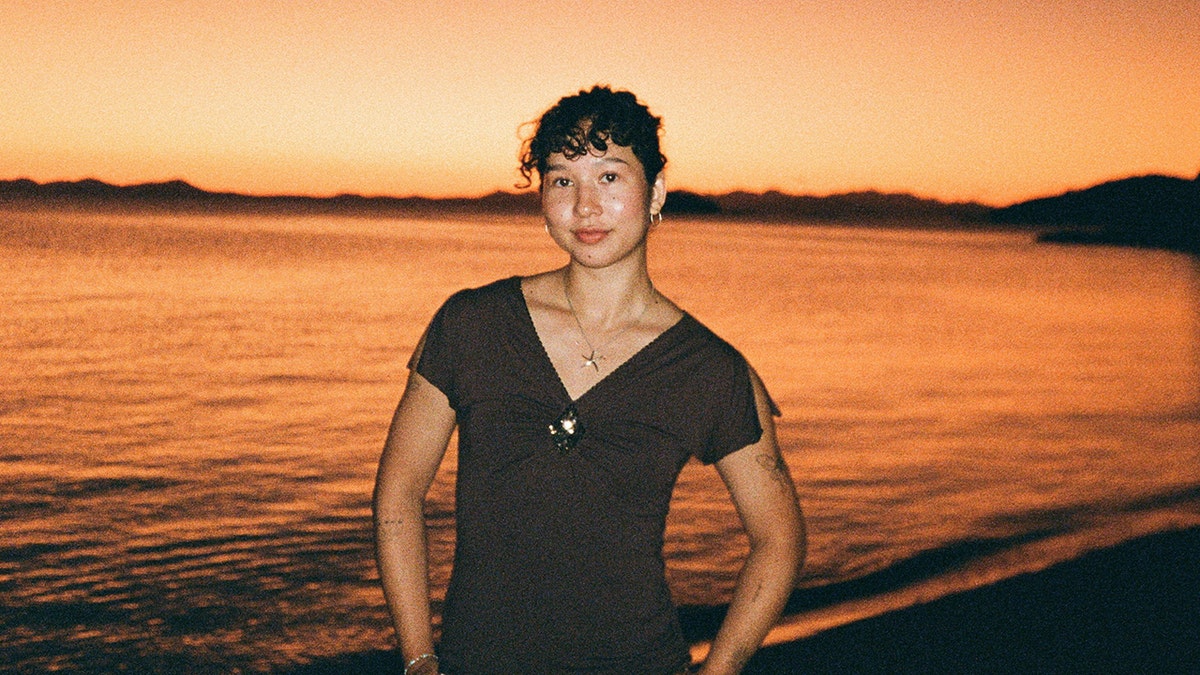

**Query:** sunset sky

left=3, top=0, right=1197, bottom=205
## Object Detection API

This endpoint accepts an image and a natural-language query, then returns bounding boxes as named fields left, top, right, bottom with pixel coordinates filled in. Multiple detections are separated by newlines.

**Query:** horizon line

left=5, top=170, right=1199, bottom=210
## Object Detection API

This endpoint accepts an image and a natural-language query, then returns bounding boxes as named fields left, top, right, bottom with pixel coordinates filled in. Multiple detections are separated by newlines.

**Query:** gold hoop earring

left=650, top=212, right=663, bottom=227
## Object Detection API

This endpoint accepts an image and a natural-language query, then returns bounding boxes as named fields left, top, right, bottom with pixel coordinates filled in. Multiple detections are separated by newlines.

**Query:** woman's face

left=540, top=143, right=666, bottom=269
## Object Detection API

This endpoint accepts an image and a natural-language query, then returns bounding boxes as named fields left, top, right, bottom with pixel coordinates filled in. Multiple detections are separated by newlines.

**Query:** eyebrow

left=545, top=156, right=631, bottom=172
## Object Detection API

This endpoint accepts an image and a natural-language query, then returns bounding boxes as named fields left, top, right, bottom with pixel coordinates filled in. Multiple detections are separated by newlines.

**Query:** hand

left=403, top=653, right=440, bottom=675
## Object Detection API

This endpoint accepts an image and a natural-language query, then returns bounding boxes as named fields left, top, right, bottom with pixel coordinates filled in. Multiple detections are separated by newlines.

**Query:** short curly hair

left=518, top=85, right=666, bottom=189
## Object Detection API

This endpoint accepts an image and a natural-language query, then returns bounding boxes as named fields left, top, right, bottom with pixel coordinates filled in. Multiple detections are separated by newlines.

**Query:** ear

left=649, top=172, right=666, bottom=215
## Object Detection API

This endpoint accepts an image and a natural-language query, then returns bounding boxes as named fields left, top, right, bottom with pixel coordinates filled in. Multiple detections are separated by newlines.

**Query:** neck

left=563, top=260, right=655, bottom=327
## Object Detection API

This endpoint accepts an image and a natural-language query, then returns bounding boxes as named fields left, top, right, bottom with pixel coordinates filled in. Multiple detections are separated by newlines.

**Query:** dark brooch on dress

left=548, top=404, right=583, bottom=452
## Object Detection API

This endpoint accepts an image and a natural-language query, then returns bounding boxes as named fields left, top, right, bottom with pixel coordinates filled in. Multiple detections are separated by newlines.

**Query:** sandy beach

left=282, top=526, right=1200, bottom=674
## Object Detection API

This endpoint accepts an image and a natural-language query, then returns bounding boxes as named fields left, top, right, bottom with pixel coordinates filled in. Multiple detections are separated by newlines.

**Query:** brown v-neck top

left=413, top=276, right=763, bottom=675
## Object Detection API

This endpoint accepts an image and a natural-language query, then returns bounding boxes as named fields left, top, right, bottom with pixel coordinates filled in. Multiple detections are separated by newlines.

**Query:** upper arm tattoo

left=756, top=453, right=803, bottom=514
left=755, top=452, right=791, bottom=489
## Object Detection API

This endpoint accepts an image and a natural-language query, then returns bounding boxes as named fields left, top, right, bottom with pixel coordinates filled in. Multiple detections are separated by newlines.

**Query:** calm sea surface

left=1, top=208, right=1197, bottom=672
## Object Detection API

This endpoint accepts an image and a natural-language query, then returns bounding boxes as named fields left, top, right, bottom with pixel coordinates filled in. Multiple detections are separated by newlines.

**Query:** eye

left=599, top=172, right=618, bottom=183
left=551, top=177, right=572, bottom=188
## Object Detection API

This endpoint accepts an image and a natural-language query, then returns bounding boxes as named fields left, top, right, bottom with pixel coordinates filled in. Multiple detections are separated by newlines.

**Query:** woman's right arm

left=373, top=367, right=457, bottom=671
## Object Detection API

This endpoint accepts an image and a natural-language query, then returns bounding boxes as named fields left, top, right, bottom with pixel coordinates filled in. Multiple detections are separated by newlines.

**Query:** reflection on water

left=1, top=209, right=1197, bottom=672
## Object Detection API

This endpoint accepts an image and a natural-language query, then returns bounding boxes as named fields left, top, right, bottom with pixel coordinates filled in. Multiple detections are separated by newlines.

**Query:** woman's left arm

left=699, top=368, right=806, bottom=675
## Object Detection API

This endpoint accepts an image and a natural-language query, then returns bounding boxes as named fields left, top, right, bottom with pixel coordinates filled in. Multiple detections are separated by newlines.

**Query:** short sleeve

left=698, top=354, right=764, bottom=465
left=408, top=292, right=461, bottom=409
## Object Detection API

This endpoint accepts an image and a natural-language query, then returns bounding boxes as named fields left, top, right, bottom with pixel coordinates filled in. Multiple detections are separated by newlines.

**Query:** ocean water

left=1, top=208, right=1197, bottom=673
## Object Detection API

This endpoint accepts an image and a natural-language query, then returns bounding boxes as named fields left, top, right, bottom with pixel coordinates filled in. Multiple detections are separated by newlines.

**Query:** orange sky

left=3, top=0, right=1197, bottom=205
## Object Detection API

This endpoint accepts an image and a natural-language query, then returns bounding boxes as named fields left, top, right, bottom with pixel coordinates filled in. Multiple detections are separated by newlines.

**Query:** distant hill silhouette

left=0, top=178, right=542, bottom=216
left=4, top=175, right=1197, bottom=254
left=662, top=189, right=721, bottom=215
left=0, top=178, right=986, bottom=223
left=713, top=189, right=989, bottom=223
left=991, top=173, right=1200, bottom=254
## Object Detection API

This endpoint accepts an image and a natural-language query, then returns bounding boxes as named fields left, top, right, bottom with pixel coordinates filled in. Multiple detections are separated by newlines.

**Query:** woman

left=374, top=86, right=805, bottom=675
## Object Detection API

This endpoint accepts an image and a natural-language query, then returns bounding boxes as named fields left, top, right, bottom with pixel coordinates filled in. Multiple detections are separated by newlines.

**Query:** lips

left=572, top=228, right=609, bottom=244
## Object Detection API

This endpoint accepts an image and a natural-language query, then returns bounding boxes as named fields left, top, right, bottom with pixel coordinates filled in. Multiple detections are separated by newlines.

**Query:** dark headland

left=3, top=172, right=1198, bottom=254
left=990, top=173, right=1200, bottom=255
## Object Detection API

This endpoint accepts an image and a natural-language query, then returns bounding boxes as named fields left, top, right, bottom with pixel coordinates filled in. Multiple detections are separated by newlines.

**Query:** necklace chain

left=562, top=273, right=654, bottom=372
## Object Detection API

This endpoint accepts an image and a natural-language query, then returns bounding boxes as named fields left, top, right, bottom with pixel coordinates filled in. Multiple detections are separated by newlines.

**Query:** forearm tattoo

left=732, top=645, right=755, bottom=671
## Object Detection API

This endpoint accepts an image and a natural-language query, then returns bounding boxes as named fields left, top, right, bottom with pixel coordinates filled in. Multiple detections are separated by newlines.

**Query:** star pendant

left=581, top=349, right=603, bottom=372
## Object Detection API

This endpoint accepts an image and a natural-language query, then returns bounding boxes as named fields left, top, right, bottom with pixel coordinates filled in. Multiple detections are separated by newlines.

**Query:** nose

left=574, top=184, right=602, bottom=217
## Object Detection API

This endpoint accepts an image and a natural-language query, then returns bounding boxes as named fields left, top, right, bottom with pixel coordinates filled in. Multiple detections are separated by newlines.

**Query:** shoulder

left=423, top=277, right=524, bottom=348
left=681, top=314, right=781, bottom=417
left=678, top=313, right=769, bottom=404
left=657, top=313, right=755, bottom=398
left=678, top=313, right=747, bottom=365
left=446, top=275, right=521, bottom=305
left=436, top=276, right=522, bottom=318
left=414, top=277, right=523, bottom=378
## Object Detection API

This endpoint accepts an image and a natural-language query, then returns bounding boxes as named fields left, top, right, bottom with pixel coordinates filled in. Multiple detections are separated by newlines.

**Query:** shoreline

left=746, top=525, right=1200, bottom=674
left=281, top=526, right=1200, bottom=674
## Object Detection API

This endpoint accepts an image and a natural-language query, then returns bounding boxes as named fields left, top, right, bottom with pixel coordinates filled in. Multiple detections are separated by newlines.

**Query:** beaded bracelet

left=403, top=652, right=438, bottom=675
